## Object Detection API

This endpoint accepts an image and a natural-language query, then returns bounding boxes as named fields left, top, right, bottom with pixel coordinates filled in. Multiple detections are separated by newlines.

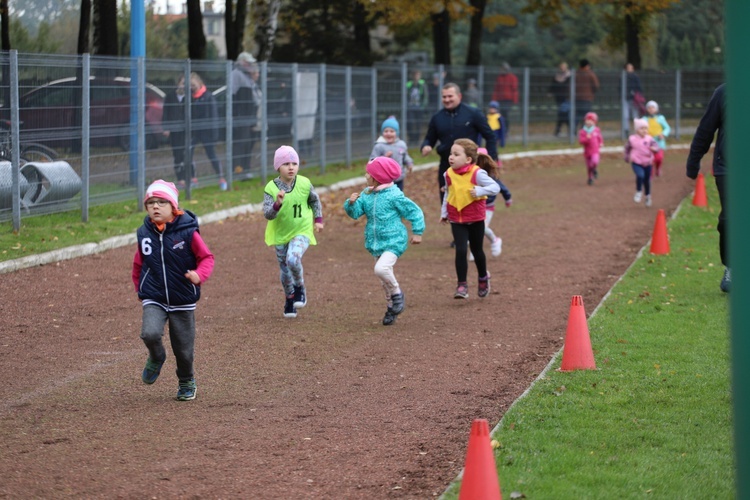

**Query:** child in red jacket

left=578, top=111, right=604, bottom=185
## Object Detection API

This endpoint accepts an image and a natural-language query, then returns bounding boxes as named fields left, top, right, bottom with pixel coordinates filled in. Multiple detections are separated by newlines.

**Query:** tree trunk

left=77, top=0, right=92, bottom=54
left=92, top=0, right=118, bottom=56
left=225, top=0, right=236, bottom=60
left=253, top=0, right=280, bottom=62
left=1, top=0, right=9, bottom=121
left=431, top=8, right=451, bottom=66
left=624, top=12, right=641, bottom=69
left=466, top=0, right=486, bottom=66
left=187, top=0, right=207, bottom=60
left=351, top=1, right=371, bottom=66
left=1, top=0, right=9, bottom=50
left=225, top=0, right=248, bottom=61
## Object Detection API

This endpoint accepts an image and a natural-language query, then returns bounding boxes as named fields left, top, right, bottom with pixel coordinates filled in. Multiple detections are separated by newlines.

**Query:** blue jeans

left=631, top=163, right=652, bottom=195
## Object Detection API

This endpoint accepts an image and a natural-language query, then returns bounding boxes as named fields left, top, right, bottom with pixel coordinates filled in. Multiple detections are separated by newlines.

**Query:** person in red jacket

left=491, top=62, right=518, bottom=135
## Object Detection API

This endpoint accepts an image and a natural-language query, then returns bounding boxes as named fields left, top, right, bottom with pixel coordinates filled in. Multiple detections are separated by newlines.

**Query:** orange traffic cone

left=459, top=419, right=502, bottom=500
left=649, top=208, right=670, bottom=255
left=692, top=173, right=708, bottom=207
left=559, top=295, right=596, bottom=371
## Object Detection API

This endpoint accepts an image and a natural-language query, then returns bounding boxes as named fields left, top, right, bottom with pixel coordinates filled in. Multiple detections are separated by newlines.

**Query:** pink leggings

left=652, top=150, right=665, bottom=177
left=585, top=154, right=600, bottom=180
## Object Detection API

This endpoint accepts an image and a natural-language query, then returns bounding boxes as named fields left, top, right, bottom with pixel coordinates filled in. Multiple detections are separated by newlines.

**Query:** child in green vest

left=263, top=145, right=324, bottom=318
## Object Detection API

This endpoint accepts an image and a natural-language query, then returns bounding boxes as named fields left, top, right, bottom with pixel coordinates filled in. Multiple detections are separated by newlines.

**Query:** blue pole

left=130, top=0, right=146, bottom=187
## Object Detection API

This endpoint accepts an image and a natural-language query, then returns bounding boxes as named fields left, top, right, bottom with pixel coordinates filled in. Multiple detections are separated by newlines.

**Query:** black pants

left=715, top=174, right=728, bottom=266
left=169, top=132, right=188, bottom=182
left=437, top=163, right=449, bottom=207
left=451, top=221, right=488, bottom=283
left=233, top=125, right=256, bottom=172
left=191, top=137, right=223, bottom=177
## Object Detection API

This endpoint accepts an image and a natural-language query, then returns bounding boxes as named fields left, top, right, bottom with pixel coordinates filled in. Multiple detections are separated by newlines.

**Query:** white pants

left=484, top=209, right=498, bottom=242
left=374, top=251, right=400, bottom=304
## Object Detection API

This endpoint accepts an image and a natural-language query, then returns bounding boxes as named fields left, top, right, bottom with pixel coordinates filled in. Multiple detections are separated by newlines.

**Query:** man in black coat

left=421, top=82, right=498, bottom=206
left=686, top=83, right=728, bottom=292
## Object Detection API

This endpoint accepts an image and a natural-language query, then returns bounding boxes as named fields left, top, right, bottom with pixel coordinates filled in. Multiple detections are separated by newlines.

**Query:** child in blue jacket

left=344, top=157, right=425, bottom=326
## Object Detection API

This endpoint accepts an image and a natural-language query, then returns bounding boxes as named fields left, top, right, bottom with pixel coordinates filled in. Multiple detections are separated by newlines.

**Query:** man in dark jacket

left=421, top=82, right=498, bottom=206
left=575, top=59, right=600, bottom=129
left=686, top=83, right=728, bottom=292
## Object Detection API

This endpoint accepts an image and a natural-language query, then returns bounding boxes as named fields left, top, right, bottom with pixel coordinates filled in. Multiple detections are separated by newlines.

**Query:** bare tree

left=431, top=7, right=451, bottom=66
left=77, top=0, right=91, bottom=54
left=1, top=0, right=9, bottom=51
left=92, top=0, right=118, bottom=56
left=187, top=0, right=207, bottom=60
left=225, top=0, right=248, bottom=61
left=465, top=0, right=486, bottom=66
left=252, top=0, right=281, bottom=62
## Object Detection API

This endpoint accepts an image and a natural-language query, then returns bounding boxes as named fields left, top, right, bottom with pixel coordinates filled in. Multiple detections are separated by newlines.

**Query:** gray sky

left=151, top=0, right=226, bottom=15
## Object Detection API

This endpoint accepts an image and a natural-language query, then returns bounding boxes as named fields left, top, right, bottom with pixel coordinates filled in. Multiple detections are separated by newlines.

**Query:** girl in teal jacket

left=344, top=157, right=425, bottom=326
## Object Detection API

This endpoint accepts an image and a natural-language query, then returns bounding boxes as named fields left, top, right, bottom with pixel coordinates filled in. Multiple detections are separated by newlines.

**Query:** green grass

left=442, top=182, right=733, bottom=499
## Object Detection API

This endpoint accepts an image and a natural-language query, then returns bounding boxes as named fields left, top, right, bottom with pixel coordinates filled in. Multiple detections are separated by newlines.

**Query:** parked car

left=17, top=76, right=165, bottom=151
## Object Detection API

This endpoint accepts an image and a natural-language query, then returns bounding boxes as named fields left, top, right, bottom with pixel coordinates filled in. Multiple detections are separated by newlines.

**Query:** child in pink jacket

left=578, top=111, right=604, bottom=185
left=624, top=118, right=660, bottom=207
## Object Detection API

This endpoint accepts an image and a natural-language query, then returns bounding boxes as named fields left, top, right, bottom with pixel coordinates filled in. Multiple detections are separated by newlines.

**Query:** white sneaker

left=645, top=194, right=652, bottom=207
left=634, top=191, right=643, bottom=203
left=491, top=237, right=503, bottom=257
left=468, top=251, right=475, bottom=262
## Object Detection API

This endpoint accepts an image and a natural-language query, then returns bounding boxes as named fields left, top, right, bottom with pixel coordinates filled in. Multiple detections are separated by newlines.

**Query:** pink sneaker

left=478, top=273, right=491, bottom=298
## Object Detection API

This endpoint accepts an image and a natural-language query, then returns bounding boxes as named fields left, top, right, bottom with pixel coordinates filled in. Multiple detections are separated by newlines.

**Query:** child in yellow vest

left=440, top=138, right=501, bottom=299
left=486, top=101, right=507, bottom=148
left=645, top=100, right=671, bottom=177
left=263, top=146, right=324, bottom=318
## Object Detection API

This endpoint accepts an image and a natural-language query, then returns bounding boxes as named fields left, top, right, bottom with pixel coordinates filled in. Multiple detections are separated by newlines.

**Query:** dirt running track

left=0, top=151, right=694, bottom=498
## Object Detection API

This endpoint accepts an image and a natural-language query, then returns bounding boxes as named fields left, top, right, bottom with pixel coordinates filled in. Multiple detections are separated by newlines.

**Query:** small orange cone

left=559, top=295, right=596, bottom=371
left=649, top=208, right=670, bottom=255
left=692, top=173, right=708, bottom=207
left=458, top=419, right=502, bottom=500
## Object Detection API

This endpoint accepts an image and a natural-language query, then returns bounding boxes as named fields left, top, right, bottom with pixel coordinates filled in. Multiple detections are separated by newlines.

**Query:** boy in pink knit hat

left=344, top=157, right=425, bottom=325
left=263, top=145, right=324, bottom=318
left=625, top=118, right=660, bottom=206
left=132, top=179, right=215, bottom=401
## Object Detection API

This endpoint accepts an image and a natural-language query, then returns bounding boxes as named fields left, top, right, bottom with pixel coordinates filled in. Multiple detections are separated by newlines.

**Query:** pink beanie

left=145, top=179, right=179, bottom=210
left=366, top=157, right=402, bottom=184
left=274, top=145, right=299, bottom=171
left=634, top=118, right=648, bottom=130
left=584, top=111, right=598, bottom=123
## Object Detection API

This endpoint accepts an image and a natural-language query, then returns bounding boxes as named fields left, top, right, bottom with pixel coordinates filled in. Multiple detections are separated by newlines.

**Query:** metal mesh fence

left=0, top=50, right=722, bottom=226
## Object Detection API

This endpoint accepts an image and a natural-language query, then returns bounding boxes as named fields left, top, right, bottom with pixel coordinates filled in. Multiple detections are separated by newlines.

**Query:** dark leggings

left=632, top=163, right=652, bottom=195
left=715, top=175, right=727, bottom=266
left=451, top=221, right=487, bottom=283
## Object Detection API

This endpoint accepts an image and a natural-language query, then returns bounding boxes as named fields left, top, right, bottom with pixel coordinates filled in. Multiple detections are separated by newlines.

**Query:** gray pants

left=140, top=304, right=196, bottom=382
